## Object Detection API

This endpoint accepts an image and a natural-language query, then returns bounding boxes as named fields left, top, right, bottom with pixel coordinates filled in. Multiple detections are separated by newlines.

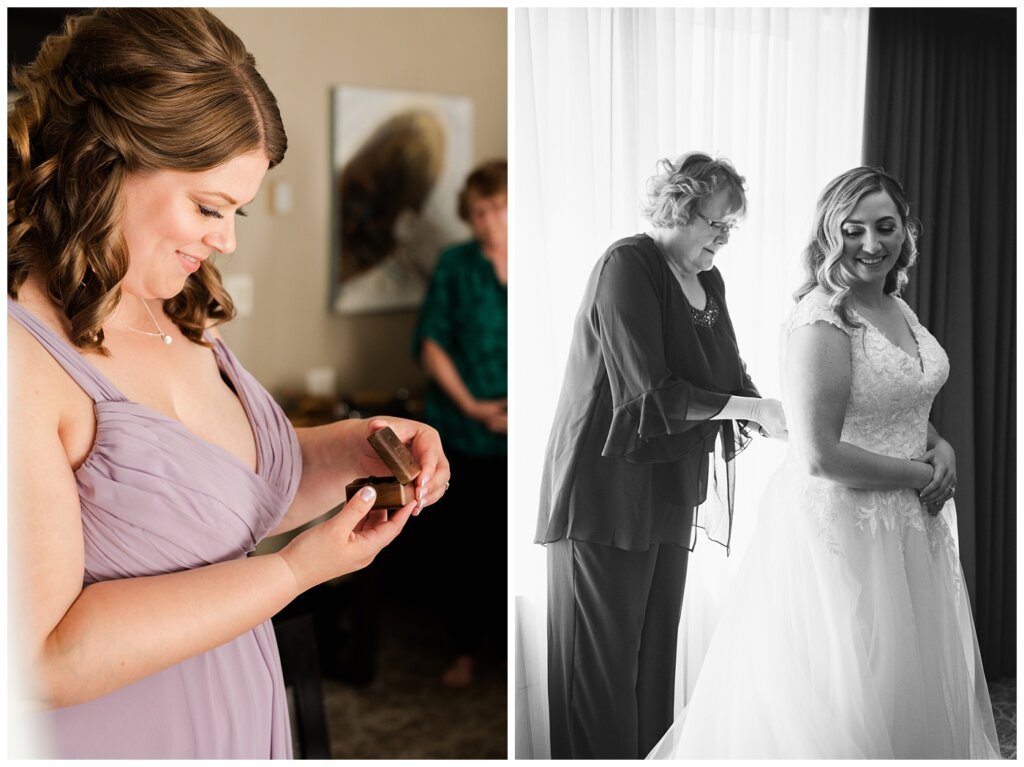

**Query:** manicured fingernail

left=359, top=486, right=376, bottom=502
left=419, top=474, right=431, bottom=500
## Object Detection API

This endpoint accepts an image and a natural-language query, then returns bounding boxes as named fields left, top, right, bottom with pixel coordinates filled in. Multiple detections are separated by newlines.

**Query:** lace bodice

left=783, top=291, right=949, bottom=459
left=780, top=291, right=959, bottom=578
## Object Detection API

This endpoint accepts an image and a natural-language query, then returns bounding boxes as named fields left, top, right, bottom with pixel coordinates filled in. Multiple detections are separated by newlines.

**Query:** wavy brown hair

left=8, top=8, right=287, bottom=352
left=457, top=159, right=508, bottom=222
left=793, top=167, right=919, bottom=329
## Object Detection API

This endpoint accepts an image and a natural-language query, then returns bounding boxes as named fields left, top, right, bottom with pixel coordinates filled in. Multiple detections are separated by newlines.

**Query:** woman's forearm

left=803, top=440, right=933, bottom=491
left=37, top=552, right=298, bottom=709
left=420, top=338, right=476, bottom=414
left=715, top=395, right=787, bottom=437
left=268, top=420, right=367, bottom=537
left=714, top=395, right=760, bottom=421
left=785, top=322, right=929, bottom=491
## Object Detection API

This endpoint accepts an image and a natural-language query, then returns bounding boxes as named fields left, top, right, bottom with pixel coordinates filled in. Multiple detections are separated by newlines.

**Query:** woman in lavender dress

left=7, top=9, right=450, bottom=758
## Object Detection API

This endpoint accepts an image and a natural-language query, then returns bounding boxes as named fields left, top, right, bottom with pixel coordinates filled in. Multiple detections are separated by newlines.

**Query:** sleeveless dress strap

left=8, top=300, right=126, bottom=404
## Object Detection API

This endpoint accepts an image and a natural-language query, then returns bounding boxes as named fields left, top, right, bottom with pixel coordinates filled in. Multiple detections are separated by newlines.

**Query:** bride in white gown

left=648, top=167, right=1001, bottom=759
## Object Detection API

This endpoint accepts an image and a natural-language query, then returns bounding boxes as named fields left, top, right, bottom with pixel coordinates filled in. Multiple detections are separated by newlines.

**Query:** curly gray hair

left=641, top=152, right=747, bottom=228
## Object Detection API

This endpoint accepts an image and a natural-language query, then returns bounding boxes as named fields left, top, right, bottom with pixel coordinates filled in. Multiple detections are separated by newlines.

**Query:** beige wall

left=211, top=8, right=507, bottom=397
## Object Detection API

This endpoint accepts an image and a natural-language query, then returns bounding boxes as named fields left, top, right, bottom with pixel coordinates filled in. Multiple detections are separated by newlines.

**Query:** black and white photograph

left=513, top=6, right=1015, bottom=760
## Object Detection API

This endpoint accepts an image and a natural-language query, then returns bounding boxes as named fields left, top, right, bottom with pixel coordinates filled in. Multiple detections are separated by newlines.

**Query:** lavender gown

left=9, top=300, right=302, bottom=759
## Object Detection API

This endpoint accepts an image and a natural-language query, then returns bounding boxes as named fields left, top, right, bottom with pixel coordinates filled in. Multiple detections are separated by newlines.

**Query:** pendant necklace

left=113, top=298, right=173, bottom=345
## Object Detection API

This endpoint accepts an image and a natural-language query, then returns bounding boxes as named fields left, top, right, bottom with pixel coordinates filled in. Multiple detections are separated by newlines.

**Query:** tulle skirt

left=648, top=452, right=1001, bottom=759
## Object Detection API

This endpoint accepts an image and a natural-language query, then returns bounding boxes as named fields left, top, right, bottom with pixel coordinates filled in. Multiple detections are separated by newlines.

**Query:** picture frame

left=329, top=85, right=473, bottom=314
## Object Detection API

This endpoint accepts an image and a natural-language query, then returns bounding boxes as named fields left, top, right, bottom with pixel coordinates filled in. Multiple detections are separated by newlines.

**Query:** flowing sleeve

left=594, top=250, right=732, bottom=460
left=709, top=267, right=760, bottom=455
left=737, top=358, right=760, bottom=398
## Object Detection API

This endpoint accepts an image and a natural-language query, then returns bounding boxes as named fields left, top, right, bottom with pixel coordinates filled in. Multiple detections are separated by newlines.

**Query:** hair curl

left=8, top=8, right=287, bottom=352
left=640, top=152, right=746, bottom=228
left=793, top=166, right=919, bottom=328
left=457, top=159, right=507, bottom=221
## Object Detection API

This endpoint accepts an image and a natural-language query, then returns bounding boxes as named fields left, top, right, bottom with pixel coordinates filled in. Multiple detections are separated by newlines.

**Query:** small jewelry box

left=344, top=426, right=421, bottom=511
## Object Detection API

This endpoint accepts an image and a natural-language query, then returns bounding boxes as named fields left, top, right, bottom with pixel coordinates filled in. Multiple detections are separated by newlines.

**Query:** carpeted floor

left=989, top=676, right=1016, bottom=759
left=310, top=605, right=1012, bottom=760
left=318, top=607, right=1012, bottom=760
left=320, top=594, right=507, bottom=759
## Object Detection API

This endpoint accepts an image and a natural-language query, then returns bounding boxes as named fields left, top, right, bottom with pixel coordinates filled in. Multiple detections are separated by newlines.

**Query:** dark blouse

left=534, top=234, right=760, bottom=551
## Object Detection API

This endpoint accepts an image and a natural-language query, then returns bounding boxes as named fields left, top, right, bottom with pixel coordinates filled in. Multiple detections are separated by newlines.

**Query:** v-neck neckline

left=10, top=298, right=264, bottom=482
left=853, top=303, right=924, bottom=375
left=644, top=234, right=709, bottom=311
left=92, top=336, right=262, bottom=478
left=76, top=333, right=262, bottom=479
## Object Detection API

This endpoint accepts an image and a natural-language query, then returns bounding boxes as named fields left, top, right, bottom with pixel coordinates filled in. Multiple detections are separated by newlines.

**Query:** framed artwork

left=330, top=85, right=473, bottom=314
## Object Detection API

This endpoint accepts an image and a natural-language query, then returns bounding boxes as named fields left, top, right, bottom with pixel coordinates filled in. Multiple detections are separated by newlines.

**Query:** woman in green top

left=413, top=160, right=507, bottom=687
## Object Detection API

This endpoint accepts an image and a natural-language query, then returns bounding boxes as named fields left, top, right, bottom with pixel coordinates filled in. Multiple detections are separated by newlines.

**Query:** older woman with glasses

left=534, top=151, right=787, bottom=759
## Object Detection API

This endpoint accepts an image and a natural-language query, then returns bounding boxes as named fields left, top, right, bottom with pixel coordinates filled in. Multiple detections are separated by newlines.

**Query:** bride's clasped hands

left=914, top=435, right=958, bottom=516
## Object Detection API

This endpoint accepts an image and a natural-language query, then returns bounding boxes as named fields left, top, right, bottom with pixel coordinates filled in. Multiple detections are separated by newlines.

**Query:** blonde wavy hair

left=8, top=8, right=287, bottom=352
left=794, top=167, right=920, bottom=328
left=640, top=152, right=747, bottom=228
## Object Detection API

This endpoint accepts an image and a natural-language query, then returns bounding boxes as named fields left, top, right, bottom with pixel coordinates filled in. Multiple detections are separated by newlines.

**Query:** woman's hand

left=748, top=398, right=788, bottom=439
left=272, top=417, right=452, bottom=538
left=277, top=485, right=415, bottom=593
left=420, top=339, right=507, bottom=434
left=484, top=408, right=508, bottom=434
left=916, top=463, right=945, bottom=517
left=913, top=438, right=957, bottom=510
left=464, top=398, right=508, bottom=433
left=356, top=418, right=451, bottom=513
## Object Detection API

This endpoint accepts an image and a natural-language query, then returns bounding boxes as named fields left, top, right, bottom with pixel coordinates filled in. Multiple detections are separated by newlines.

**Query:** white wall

left=211, top=8, right=507, bottom=396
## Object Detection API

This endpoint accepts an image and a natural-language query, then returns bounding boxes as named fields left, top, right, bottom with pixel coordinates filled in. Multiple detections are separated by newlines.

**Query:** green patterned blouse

left=413, top=240, right=508, bottom=456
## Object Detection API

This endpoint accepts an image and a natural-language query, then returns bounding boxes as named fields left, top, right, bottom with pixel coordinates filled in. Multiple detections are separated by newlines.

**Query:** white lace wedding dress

left=648, top=291, right=1001, bottom=759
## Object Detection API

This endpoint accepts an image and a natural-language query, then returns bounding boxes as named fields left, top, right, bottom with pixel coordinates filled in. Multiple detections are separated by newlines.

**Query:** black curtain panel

left=862, top=7, right=1016, bottom=678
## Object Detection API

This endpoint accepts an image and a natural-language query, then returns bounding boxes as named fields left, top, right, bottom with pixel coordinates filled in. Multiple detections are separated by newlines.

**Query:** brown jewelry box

left=344, top=426, right=421, bottom=511
left=345, top=476, right=416, bottom=510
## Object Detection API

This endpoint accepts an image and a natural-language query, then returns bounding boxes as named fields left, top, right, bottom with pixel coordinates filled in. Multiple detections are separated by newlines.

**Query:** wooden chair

left=273, top=613, right=331, bottom=758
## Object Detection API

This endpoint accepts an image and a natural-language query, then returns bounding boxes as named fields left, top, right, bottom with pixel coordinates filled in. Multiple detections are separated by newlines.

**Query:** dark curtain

left=862, top=8, right=1016, bottom=678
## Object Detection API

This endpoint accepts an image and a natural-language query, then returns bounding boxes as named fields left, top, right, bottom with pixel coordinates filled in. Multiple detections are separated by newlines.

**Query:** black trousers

left=547, top=538, right=691, bottom=759
left=435, top=449, right=507, bottom=656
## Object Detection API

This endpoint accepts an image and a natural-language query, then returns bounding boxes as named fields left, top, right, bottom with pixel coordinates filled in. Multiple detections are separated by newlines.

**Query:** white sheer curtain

left=513, top=7, right=868, bottom=759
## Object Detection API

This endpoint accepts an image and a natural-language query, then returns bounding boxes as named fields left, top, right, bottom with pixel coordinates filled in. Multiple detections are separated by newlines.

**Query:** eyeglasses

left=694, top=211, right=739, bottom=235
